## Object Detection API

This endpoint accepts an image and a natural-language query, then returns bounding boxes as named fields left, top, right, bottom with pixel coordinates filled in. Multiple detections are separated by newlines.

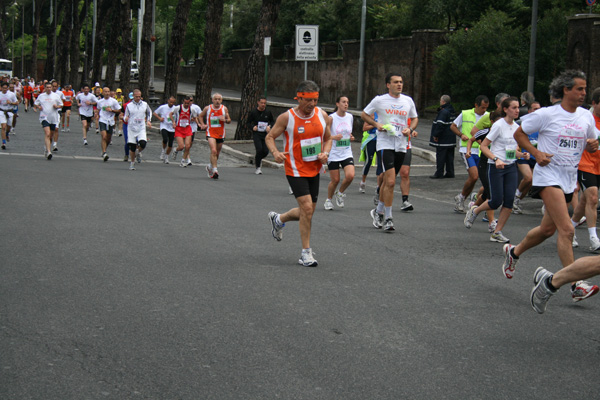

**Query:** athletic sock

left=376, top=201, right=385, bottom=214
left=384, top=206, right=392, bottom=219
left=510, top=247, right=519, bottom=259
left=402, top=195, right=408, bottom=202
left=458, top=193, right=465, bottom=201
left=589, top=228, right=598, bottom=240
left=571, top=219, right=578, bottom=228
left=275, top=214, right=284, bottom=227
left=515, top=189, right=522, bottom=198
left=547, top=277, right=558, bottom=292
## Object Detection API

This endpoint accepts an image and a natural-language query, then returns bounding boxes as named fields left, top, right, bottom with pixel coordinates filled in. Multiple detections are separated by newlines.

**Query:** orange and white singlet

left=206, top=105, right=225, bottom=139
left=284, top=107, right=327, bottom=177
left=62, top=89, right=74, bottom=107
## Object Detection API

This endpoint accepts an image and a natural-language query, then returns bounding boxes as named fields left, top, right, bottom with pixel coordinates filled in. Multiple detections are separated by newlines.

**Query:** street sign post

left=295, top=25, right=319, bottom=80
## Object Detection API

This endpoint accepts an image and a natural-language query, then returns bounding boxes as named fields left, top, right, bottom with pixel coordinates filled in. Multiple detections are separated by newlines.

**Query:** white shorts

left=127, top=129, right=147, bottom=144
left=0, top=111, right=9, bottom=125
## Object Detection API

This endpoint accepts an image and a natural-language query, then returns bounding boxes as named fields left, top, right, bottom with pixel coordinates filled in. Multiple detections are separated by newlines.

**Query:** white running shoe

left=160, top=151, right=165, bottom=160
left=512, top=198, right=523, bottom=214
left=454, top=194, right=465, bottom=213
left=575, top=216, right=587, bottom=228
left=488, top=219, right=498, bottom=233
left=102, top=152, right=109, bottom=162
left=383, top=218, right=395, bottom=231
left=464, top=205, right=477, bottom=228
left=324, top=199, right=334, bottom=210
left=590, top=236, right=600, bottom=252
left=180, top=159, right=187, bottom=168
left=502, top=244, right=518, bottom=279
left=572, top=233, right=579, bottom=248
left=400, top=200, right=413, bottom=212
left=136, top=152, right=142, bottom=163
left=359, top=181, right=366, bottom=193
left=172, top=150, right=178, bottom=160
left=298, top=248, right=318, bottom=267
left=129, top=162, right=136, bottom=170
left=335, top=191, right=345, bottom=208
left=531, top=267, right=556, bottom=313
left=268, top=211, right=284, bottom=241
left=370, top=209, right=383, bottom=229
left=187, top=158, right=192, bottom=166
left=206, top=165, right=214, bottom=178
left=83, top=139, right=88, bottom=146
left=255, top=167, right=262, bottom=175
left=60, top=127, right=65, bottom=132
left=66, top=127, right=70, bottom=132
left=164, top=156, right=169, bottom=164
left=490, top=231, right=510, bottom=243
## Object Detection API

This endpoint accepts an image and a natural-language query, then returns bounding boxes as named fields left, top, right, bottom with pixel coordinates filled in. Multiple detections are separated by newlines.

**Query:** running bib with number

left=301, top=137, right=322, bottom=161
left=337, top=138, right=350, bottom=148
left=556, top=134, right=582, bottom=157
left=258, top=121, right=268, bottom=132
left=388, top=117, right=406, bottom=137
left=133, top=118, right=144, bottom=126
left=505, top=149, right=516, bottom=160
left=210, top=116, right=221, bottom=127
left=179, top=118, right=189, bottom=127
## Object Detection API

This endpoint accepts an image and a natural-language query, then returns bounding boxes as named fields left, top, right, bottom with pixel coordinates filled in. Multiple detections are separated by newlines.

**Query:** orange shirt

left=283, top=107, right=327, bottom=177
left=206, top=105, right=226, bottom=139
left=62, top=90, right=74, bottom=106
left=23, top=85, right=32, bottom=97
left=578, top=114, right=600, bottom=175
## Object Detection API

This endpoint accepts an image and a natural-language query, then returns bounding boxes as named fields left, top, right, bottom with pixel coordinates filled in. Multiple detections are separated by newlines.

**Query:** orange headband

left=295, top=91, right=319, bottom=100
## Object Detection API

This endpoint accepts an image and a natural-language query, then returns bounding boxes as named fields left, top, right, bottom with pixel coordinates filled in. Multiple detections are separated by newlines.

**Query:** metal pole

left=304, top=61, right=307, bottom=81
left=137, top=0, right=144, bottom=65
left=527, top=0, right=538, bottom=93
left=91, top=0, right=97, bottom=75
left=264, top=57, right=268, bottom=98
left=165, top=22, right=169, bottom=67
left=21, top=4, right=24, bottom=77
left=150, top=0, right=155, bottom=86
left=357, top=0, right=367, bottom=108
left=53, top=0, right=57, bottom=79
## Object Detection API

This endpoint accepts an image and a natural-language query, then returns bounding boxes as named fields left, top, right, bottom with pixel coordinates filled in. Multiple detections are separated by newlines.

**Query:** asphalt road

left=1, top=109, right=600, bottom=399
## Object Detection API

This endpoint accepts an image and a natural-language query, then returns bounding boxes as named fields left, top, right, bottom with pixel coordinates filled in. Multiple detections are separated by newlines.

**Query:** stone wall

left=567, top=14, right=600, bottom=98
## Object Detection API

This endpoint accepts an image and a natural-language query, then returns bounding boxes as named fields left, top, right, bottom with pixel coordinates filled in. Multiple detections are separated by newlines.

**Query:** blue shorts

left=460, top=153, right=480, bottom=169
left=41, top=120, right=56, bottom=130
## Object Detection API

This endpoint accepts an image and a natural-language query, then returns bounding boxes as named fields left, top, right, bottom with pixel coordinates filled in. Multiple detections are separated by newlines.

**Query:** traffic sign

left=586, top=0, right=595, bottom=5
left=295, top=25, right=319, bottom=61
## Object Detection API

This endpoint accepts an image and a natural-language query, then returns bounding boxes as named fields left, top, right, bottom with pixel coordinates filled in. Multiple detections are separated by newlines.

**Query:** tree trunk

left=69, top=0, right=89, bottom=88
left=31, top=0, right=46, bottom=81
left=43, top=0, right=67, bottom=80
left=119, top=0, right=133, bottom=95
left=0, top=3, right=8, bottom=59
left=234, top=0, right=282, bottom=140
left=163, top=0, right=194, bottom=102
left=138, top=0, right=153, bottom=101
left=56, top=0, right=74, bottom=85
left=104, top=3, right=121, bottom=89
left=195, top=0, right=224, bottom=108
left=90, top=0, right=111, bottom=85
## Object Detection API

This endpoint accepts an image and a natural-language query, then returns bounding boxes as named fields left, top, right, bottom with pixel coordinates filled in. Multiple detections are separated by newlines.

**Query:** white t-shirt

left=521, top=104, right=600, bottom=193
left=124, top=100, right=152, bottom=133
left=486, top=118, right=519, bottom=164
left=154, top=104, right=175, bottom=132
left=0, top=90, right=18, bottom=111
left=363, top=93, right=418, bottom=152
left=454, top=112, right=487, bottom=154
left=190, top=104, right=202, bottom=131
left=76, top=92, right=97, bottom=117
left=34, top=92, right=63, bottom=124
left=97, top=97, right=121, bottom=126
left=52, top=89, right=66, bottom=103
left=328, top=112, right=354, bottom=162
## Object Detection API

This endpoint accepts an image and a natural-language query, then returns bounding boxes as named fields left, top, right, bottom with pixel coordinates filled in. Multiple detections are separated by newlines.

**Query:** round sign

left=586, top=0, right=595, bottom=5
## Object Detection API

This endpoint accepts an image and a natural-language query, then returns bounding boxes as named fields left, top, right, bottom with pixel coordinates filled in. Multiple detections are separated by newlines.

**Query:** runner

left=361, top=72, right=419, bottom=231
left=451, top=95, right=490, bottom=212
left=23, top=81, right=33, bottom=112
left=51, top=81, right=67, bottom=152
left=187, top=96, right=202, bottom=166
left=123, top=89, right=152, bottom=170
left=357, top=112, right=378, bottom=193
left=0, top=82, right=18, bottom=150
left=168, top=95, right=198, bottom=168
left=33, top=82, right=63, bottom=160
left=60, top=84, right=74, bottom=133
left=248, top=97, right=274, bottom=175
left=114, top=88, right=125, bottom=136
left=7, top=81, right=20, bottom=137
left=464, top=97, right=524, bottom=243
left=512, top=101, right=541, bottom=214
left=200, top=93, right=231, bottom=179
left=266, top=80, right=332, bottom=267
left=93, top=84, right=102, bottom=134
left=121, top=92, right=133, bottom=161
left=76, top=84, right=97, bottom=146
left=153, top=96, right=176, bottom=164
left=97, top=87, right=121, bottom=162
left=501, top=70, right=600, bottom=304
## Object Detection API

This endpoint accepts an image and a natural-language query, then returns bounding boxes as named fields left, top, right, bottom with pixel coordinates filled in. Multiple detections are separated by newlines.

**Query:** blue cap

left=128, top=92, right=133, bottom=99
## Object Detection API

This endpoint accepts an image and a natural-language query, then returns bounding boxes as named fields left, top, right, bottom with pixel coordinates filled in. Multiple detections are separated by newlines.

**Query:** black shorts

left=207, top=136, right=224, bottom=144
left=379, top=149, right=405, bottom=174
left=41, top=120, right=56, bottom=130
left=62, top=106, right=71, bottom=113
left=402, top=148, right=412, bottom=167
left=286, top=175, right=320, bottom=203
left=80, top=115, right=93, bottom=124
left=99, top=122, right=114, bottom=134
left=161, top=129, right=175, bottom=146
left=517, top=158, right=536, bottom=169
left=530, top=185, right=574, bottom=204
left=578, top=170, right=600, bottom=191
left=328, top=157, right=354, bottom=170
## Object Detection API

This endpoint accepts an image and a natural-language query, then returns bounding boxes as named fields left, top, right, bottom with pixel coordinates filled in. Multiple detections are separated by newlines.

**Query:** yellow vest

left=459, top=108, right=488, bottom=149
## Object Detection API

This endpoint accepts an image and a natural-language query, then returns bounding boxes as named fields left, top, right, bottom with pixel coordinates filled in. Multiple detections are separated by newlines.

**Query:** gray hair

left=520, top=91, right=535, bottom=106
left=591, top=87, right=600, bottom=104
left=296, top=80, right=320, bottom=93
left=549, top=70, right=586, bottom=100
left=441, top=95, right=451, bottom=104
left=495, top=93, right=510, bottom=105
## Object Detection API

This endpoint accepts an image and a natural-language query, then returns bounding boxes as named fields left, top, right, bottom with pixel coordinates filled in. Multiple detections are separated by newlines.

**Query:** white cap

left=95, top=82, right=100, bottom=87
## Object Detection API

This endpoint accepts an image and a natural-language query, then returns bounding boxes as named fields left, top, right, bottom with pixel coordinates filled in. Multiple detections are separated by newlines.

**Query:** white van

left=0, top=59, right=13, bottom=79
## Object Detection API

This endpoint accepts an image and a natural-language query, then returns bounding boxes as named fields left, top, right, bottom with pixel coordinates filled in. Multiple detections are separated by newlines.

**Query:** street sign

left=264, top=37, right=271, bottom=56
left=295, top=25, right=319, bottom=61
left=585, top=0, right=595, bottom=5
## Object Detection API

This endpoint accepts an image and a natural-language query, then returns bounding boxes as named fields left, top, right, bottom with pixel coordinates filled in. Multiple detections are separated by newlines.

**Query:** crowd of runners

left=2, top=69, right=600, bottom=315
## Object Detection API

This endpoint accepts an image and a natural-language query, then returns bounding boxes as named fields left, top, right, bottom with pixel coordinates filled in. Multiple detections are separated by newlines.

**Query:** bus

left=0, top=59, right=13, bottom=79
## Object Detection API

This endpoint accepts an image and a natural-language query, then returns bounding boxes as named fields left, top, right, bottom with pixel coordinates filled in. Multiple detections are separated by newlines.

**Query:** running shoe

left=160, top=151, right=165, bottom=160
left=590, top=236, right=600, bottom=252
left=180, top=159, right=187, bottom=168
left=383, top=218, right=395, bottom=231
left=136, top=152, right=142, bottom=163
left=172, top=150, right=178, bottom=160
left=83, top=139, right=88, bottom=145
left=335, top=191, right=345, bottom=208
left=464, top=205, right=477, bottom=228
left=298, top=248, right=318, bottom=267
left=373, top=190, right=379, bottom=206
left=454, top=194, right=465, bottom=213
left=212, top=170, right=219, bottom=180
left=571, top=280, right=599, bottom=302
left=488, top=219, right=498, bottom=233
left=95, top=128, right=99, bottom=134
left=502, top=244, right=518, bottom=279
left=164, top=156, right=169, bottom=164
left=470, top=193, right=477, bottom=203
left=46, top=152, right=52, bottom=160
left=123, top=155, right=129, bottom=162
left=531, top=267, right=556, bottom=314
left=66, top=127, right=70, bottom=132
left=512, top=198, right=523, bottom=214
left=490, top=231, right=509, bottom=243
left=117, top=130, right=122, bottom=136
left=206, top=165, right=213, bottom=178
left=255, top=167, right=262, bottom=175
left=575, top=216, right=587, bottom=228
left=400, top=200, right=413, bottom=212
left=129, top=162, right=136, bottom=170
left=324, top=199, right=334, bottom=210
left=268, top=211, right=283, bottom=241
left=1, top=144, right=5, bottom=150
left=61, top=127, right=65, bottom=132
left=482, top=215, right=489, bottom=222
left=103, top=152, right=109, bottom=162
left=187, top=158, right=192, bottom=166
left=53, top=145, right=58, bottom=152
left=572, top=233, right=579, bottom=248
left=359, top=181, right=366, bottom=193
left=370, top=209, right=383, bottom=229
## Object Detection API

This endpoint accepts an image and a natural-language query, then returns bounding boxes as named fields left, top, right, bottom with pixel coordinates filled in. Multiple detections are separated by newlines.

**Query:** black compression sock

left=510, top=247, right=519, bottom=259
left=402, top=195, right=408, bottom=202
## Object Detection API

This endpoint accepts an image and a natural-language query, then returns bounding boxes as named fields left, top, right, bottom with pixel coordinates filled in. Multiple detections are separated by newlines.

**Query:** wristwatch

left=493, top=157, right=498, bottom=161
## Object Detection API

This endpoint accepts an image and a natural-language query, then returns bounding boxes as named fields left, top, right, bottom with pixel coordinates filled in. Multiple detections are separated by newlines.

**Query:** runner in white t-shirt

left=324, top=96, right=355, bottom=210
left=51, top=81, right=67, bottom=151
left=34, top=82, right=63, bottom=159
left=76, top=84, right=97, bottom=145
left=500, top=70, right=600, bottom=305
left=97, top=87, right=121, bottom=162
left=123, top=89, right=152, bottom=170
left=0, top=81, right=19, bottom=150
left=361, top=73, right=418, bottom=232
left=153, top=96, right=176, bottom=164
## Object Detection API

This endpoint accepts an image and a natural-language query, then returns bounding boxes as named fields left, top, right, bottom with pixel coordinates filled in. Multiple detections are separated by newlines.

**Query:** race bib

left=556, top=134, right=582, bottom=157
left=301, top=137, right=322, bottom=161
left=505, top=144, right=517, bottom=160
left=257, top=121, right=268, bottom=132
left=179, top=118, right=189, bottom=127
left=337, top=138, right=350, bottom=148
left=210, top=116, right=221, bottom=127
left=132, top=118, right=144, bottom=127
